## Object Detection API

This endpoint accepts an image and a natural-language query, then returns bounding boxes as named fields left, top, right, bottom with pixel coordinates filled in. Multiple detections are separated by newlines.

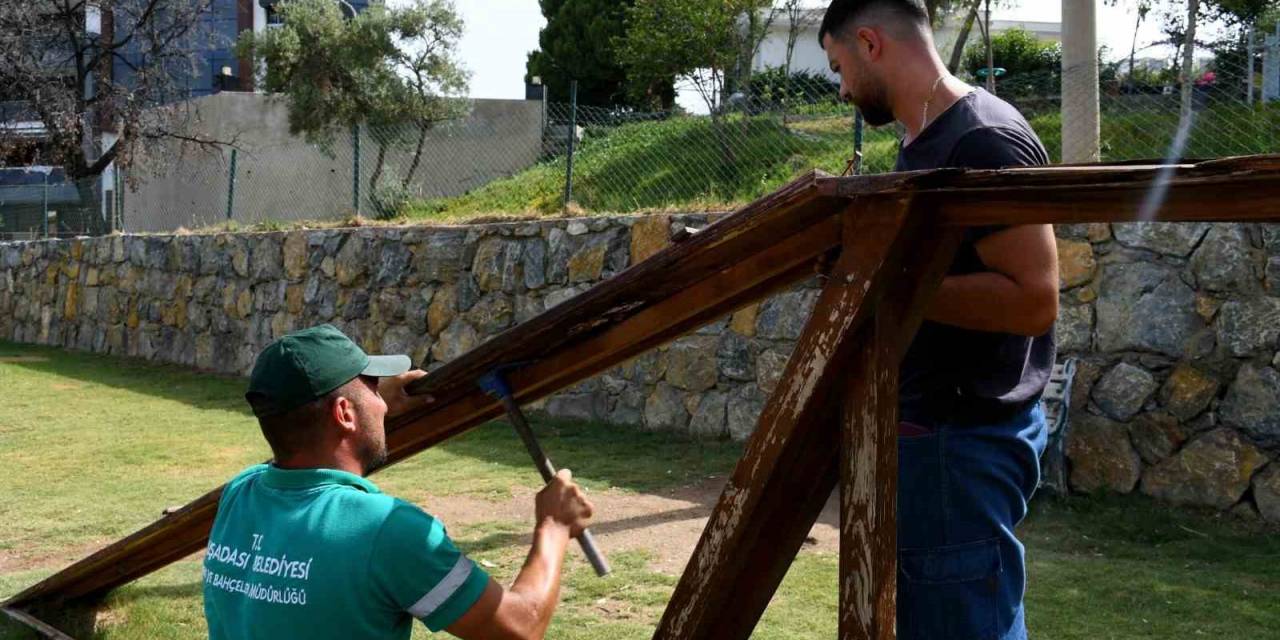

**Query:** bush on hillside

left=963, top=27, right=1062, bottom=99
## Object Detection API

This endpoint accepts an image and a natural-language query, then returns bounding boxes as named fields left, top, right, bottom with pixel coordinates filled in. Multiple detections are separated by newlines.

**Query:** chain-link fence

left=432, top=41, right=1279, bottom=219
left=0, top=170, right=117, bottom=241
left=106, top=94, right=547, bottom=232
left=5, top=21, right=1278, bottom=235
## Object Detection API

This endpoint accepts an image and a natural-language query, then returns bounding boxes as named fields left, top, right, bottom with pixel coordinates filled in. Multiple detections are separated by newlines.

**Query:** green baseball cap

left=245, top=324, right=411, bottom=417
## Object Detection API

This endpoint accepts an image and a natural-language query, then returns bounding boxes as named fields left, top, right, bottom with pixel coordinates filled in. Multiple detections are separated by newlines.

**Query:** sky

left=436, top=1, right=1235, bottom=100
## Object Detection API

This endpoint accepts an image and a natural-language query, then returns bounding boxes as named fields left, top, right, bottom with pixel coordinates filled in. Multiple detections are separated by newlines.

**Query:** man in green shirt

left=204, top=324, right=594, bottom=639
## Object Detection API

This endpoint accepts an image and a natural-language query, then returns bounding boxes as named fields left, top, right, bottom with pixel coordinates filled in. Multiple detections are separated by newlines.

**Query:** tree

left=525, top=0, right=667, bottom=108
left=1126, top=0, right=1273, bottom=114
left=732, top=3, right=782, bottom=96
left=962, top=27, right=1062, bottom=99
left=0, top=0, right=225, bottom=186
left=1205, top=0, right=1278, bottom=26
left=1119, top=1, right=1155, bottom=91
left=781, top=0, right=817, bottom=77
left=619, top=0, right=773, bottom=114
left=619, top=0, right=775, bottom=168
left=924, top=0, right=1009, bottom=74
left=779, top=0, right=820, bottom=123
left=946, top=0, right=983, bottom=73
left=238, top=0, right=469, bottom=215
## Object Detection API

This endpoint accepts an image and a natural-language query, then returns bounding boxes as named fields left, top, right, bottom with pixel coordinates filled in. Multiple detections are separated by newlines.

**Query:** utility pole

left=1062, top=0, right=1101, bottom=163
left=1247, top=25, right=1256, bottom=105
left=984, top=0, right=995, bottom=92
left=1180, top=0, right=1201, bottom=125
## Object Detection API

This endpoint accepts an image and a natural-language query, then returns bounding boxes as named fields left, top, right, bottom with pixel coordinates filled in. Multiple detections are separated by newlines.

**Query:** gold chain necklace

left=922, top=74, right=947, bottom=133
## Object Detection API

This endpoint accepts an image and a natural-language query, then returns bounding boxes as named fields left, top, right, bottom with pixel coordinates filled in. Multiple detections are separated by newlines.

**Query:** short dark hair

left=250, top=376, right=372, bottom=460
left=818, top=0, right=930, bottom=46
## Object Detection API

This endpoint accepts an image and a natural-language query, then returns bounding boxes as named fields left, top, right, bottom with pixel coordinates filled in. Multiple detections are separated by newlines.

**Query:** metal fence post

left=42, top=175, right=49, bottom=238
left=854, top=110, right=865, bottom=176
left=1247, top=25, right=1256, bottom=105
left=352, top=122, right=362, bottom=216
left=226, top=148, right=238, bottom=221
left=116, top=169, right=124, bottom=232
left=563, top=80, right=578, bottom=212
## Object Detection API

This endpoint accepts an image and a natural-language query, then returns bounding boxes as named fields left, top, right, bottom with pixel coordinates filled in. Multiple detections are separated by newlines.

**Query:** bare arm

left=926, top=224, right=1059, bottom=336
left=445, top=470, right=593, bottom=640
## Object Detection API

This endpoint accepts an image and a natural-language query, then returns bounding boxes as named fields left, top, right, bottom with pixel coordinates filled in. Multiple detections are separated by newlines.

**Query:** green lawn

left=2, top=341, right=1278, bottom=638
left=401, top=102, right=1280, bottom=221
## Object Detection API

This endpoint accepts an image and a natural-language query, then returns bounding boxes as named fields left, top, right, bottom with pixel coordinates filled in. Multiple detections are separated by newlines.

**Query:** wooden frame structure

left=6, top=156, right=1280, bottom=638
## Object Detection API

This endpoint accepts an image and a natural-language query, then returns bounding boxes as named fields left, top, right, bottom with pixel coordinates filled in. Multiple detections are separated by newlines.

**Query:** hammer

left=478, top=369, right=611, bottom=577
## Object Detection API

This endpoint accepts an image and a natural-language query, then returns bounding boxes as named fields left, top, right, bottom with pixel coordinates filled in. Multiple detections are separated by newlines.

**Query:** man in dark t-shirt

left=820, top=2, right=1059, bottom=639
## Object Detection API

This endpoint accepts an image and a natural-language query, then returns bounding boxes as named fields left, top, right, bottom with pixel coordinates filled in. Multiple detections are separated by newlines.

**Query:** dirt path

left=0, top=478, right=838, bottom=579
left=419, top=475, right=840, bottom=574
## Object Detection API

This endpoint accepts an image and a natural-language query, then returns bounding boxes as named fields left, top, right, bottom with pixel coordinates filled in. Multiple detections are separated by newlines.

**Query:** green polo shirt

left=203, top=464, right=490, bottom=639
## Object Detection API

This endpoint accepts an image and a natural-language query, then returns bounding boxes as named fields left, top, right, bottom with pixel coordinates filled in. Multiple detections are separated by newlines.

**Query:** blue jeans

left=897, top=403, right=1047, bottom=640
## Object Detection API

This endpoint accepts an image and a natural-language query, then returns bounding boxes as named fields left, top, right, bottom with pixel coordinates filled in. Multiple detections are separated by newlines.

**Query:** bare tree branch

left=0, top=0, right=222, bottom=179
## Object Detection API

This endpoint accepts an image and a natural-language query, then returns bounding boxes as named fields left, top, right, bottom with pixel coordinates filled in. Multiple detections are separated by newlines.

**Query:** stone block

left=1057, top=238, right=1096, bottom=289
left=1056, top=304, right=1093, bottom=353
left=644, top=383, right=689, bottom=431
left=1190, top=224, right=1256, bottom=292
left=717, top=332, right=757, bottom=382
left=1252, top=465, right=1280, bottom=523
left=430, top=319, right=478, bottom=363
left=727, top=384, right=767, bottom=441
left=1065, top=413, right=1141, bottom=493
left=283, top=232, right=309, bottom=280
left=1092, top=362, right=1158, bottom=421
left=1219, top=364, right=1280, bottom=449
left=1159, top=363, right=1219, bottom=421
left=568, top=234, right=610, bottom=283
left=630, top=215, right=670, bottom=265
left=756, top=348, right=790, bottom=395
left=464, top=294, right=514, bottom=334
left=374, top=241, right=412, bottom=288
left=1112, top=222, right=1210, bottom=257
left=250, top=236, right=283, bottom=281
left=1129, top=411, right=1187, bottom=465
left=756, top=289, right=817, bottom=341
left=523, top=238, right=547, bottom=290
left=689, top=391, right=729, bottom=439
left=1141, top=428, right=1267, bottom=510
left=1216, top=298, right=1280, bottom=357
left=665, top=337, right=719, bottom=392
left=334, top=236, right=367, bottom=286
left=1096, top=262, right=1203, bottom=357
left=428, top=286, right=457, bottom=336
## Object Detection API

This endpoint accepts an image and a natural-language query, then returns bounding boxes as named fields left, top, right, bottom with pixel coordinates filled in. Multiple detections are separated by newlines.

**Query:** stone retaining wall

left=1055, top=222, right=1280, bottom=522
left=1, top=218, right=1278, bottom=521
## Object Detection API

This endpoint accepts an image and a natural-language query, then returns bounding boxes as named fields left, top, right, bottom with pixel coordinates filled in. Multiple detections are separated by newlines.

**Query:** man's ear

left=331, top=396, right=359, bottom=435
left=855, top=26, right=883, bottom=61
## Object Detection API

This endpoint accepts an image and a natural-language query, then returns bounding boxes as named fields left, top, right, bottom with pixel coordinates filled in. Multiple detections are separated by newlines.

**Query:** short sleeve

left=947, top=126, right=1047, bottom=170
left=369, top=501, right=491, bottom=631
left=949, top=127, right=1050, bottom=244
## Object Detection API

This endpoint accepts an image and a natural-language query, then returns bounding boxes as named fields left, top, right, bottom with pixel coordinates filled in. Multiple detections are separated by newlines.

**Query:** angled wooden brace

left=653, top=196, right=962, bottom=640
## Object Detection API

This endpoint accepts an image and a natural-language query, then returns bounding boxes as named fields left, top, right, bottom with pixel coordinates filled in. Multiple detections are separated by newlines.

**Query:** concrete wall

left=2, top=218, right=1280, bottom=522
left=124, top=93, right=545, bottom=232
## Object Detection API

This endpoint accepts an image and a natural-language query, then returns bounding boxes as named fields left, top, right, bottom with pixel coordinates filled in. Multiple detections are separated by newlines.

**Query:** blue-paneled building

left=2, top=1, right=374, bottom=237
left=111, top=0, right=372, bottom=98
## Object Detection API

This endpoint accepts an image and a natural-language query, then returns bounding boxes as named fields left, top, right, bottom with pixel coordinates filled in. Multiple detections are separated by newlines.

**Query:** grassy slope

left=2, top=342, right=1278, bottom=638
left=404, top=103, right=1279, bottom=221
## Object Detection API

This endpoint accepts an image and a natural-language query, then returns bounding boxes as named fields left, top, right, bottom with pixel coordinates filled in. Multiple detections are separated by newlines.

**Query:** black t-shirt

left=894, top=89, right=1055, bottom=427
